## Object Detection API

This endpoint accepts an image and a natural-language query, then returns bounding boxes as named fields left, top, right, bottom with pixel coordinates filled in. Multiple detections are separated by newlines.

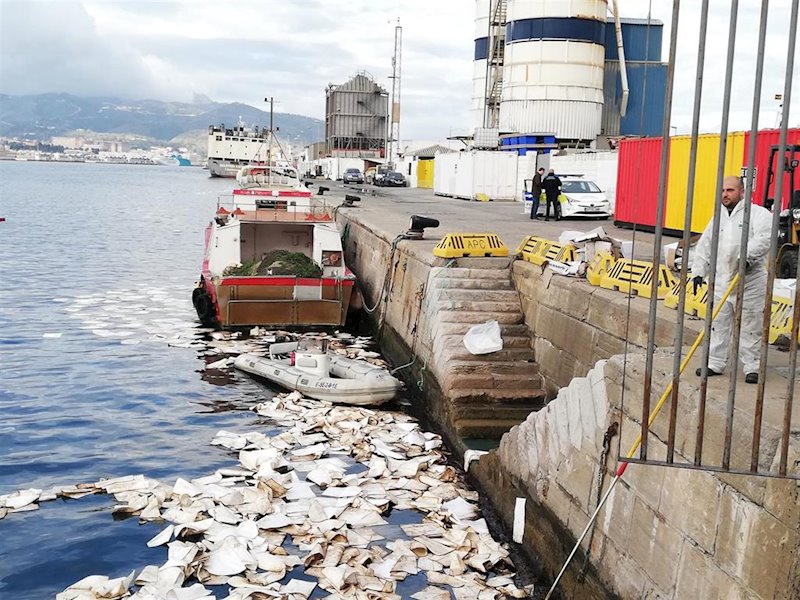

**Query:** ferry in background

left=192, top=165, right=356, bottom=329
left=207, top=121, right=270, bottom=177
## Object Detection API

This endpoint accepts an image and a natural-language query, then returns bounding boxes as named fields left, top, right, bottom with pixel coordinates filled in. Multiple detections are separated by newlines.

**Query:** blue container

left=604, top=19, right=663, bottom=62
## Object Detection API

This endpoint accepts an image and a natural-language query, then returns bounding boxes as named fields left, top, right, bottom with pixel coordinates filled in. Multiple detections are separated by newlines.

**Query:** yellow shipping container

left=416, top=159, right=434, bottom=189
left=665, top=131, right=745, bottom=233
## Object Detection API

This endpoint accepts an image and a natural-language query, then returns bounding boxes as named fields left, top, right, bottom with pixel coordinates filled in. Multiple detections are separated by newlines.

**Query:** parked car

left=380, top=171, right=407, bottom=187
left=535, top=176, right=611, bottom=219
left=366, top=165, right=390, bottom=185
left=342, top=168, right=364, bottom=184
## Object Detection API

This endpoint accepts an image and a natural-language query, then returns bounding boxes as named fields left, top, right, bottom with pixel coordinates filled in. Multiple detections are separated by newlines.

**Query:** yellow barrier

left=663, top=280, right=708, bottom=318
left=769, top=296, right=795, bottom=344
left=433, top=233, right=509, bottom=258
left=600, top=259, right=677, bottom=299
left=515, top=236, right=576, bottom=266
left=586, top=252, right=616, bottom=286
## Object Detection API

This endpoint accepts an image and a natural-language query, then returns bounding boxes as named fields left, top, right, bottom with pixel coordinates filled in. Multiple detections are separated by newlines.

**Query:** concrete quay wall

left=474, top=354, right=800, bottom=599
left=512, top=259, right=703, bottom=398
left=338, top=204, right=799, bottom=599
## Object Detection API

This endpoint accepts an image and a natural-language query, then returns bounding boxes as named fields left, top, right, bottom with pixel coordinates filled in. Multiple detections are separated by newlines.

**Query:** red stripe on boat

left=233, top=189, right=311, bottom=197
left=220, top=277, right=355, bottom=287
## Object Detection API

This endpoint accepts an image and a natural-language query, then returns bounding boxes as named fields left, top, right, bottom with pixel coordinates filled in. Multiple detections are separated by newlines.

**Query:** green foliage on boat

left=222, top=250, right=322, bottom=278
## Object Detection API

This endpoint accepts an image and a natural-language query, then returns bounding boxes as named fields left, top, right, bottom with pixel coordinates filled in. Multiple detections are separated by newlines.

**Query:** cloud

left=0, top=0, right=795, bottom=140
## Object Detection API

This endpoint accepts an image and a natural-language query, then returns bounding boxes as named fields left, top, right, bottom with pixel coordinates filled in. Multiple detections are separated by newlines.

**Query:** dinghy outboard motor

left=404, top=215, right=440, bottom=240
left=293, top=338, right=331, bottom=378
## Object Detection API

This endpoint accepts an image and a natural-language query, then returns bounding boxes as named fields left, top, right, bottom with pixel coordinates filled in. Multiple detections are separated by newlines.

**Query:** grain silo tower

left=499, top=0, right=606, bottom=143
left=325, top=72, right=389, bottom=158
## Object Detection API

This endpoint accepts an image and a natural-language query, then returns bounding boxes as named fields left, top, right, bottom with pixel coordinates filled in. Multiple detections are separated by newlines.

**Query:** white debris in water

left=22, top=391, right=534, bottom=599
left=42, top=332, right=63, bottom=339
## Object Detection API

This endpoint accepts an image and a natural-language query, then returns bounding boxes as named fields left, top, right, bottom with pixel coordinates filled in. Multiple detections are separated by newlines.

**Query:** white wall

left=550, top=151, right=618, bottom=207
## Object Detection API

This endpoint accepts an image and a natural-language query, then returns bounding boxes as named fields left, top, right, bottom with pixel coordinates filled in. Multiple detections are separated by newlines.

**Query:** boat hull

left=199, top=275, right=354, bottom=328
left=234, top=353, right=403, bottom=406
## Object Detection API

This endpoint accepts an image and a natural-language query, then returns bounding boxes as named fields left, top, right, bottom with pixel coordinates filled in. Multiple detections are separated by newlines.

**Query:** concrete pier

left=329, top=182, right=800, bottom=599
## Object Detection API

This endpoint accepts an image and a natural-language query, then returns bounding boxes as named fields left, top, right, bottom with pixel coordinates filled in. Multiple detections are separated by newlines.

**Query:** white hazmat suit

left=690, top=200, right=773, bottom=374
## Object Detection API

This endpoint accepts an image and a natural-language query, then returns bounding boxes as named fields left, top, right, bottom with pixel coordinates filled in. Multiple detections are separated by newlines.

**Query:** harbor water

left=0, top=162, right=275, bottom=598
left=0, top=162, right=530, bottom=599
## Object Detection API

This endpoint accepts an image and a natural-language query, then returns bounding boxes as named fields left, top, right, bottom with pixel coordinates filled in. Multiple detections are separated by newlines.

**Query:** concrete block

left=596, top=536, right=648, bottom=600
left=564, top=378, right=589, bottom=451
left=658, top=468, right=721, bottom=553
left=716, top=487, right=799, bottom=599
left=555, top=451, right=597, bottom=517
left=538, top=277, right=593, bottom=321
left=626, top=497, right=683, bottom=592
left=599, top=478, right=635, bottom=549
left=577, top=376, right=602, bottom=454
left=675, top=540, right=750, bottom=600
left=552, top=392, right=571, bottom=459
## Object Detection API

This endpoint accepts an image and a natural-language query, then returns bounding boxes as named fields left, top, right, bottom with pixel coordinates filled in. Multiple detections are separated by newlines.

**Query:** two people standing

left=529, top=168, right=562, bottom=221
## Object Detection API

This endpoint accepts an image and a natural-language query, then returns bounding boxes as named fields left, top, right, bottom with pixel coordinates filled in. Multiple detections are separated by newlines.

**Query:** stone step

left=434, top=333, right=532, bottom=351
left=436, top=311, right=524, bottom=325
left=440, top=347, right=536, bottom=364
left=433, top=342, right=534, bottom=366
left=454, top=417, right=535, bottom=439
left=435, top=300, right=522, bottom=314
left=449, top=257, right=512, bottom=269
left=428, top=277, right=515, bottom=291
left=444, top=371, right=543, bottom=391
left=428, top=288, right=521, bottom=303
left=445, top=360, right=540, bottom=376
left=430, top=267, right=512, bottom=281
left=434, top=322, right=531, bottom=338
left=449, top=389, right=548, bottom=407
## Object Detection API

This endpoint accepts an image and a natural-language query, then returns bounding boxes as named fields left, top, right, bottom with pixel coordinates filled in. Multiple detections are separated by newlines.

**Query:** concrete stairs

left=426, top=258, right=546, bottom=438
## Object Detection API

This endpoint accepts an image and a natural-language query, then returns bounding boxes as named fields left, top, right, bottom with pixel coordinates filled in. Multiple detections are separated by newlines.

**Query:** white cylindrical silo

left=471, top=0, right=491, bottom=131
left=500, top=0, right=607, bottom=141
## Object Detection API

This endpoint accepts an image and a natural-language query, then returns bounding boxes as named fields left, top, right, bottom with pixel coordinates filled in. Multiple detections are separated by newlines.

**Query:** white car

left=536, top=177, right=611, bottom=219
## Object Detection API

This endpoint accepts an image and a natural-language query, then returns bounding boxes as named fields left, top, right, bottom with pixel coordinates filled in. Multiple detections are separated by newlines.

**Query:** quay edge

left=335, top=191, right=800, bottom=600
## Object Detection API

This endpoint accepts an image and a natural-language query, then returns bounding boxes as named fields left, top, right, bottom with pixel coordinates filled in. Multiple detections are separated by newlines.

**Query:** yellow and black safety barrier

left=515, top=236, right=576, bottom=266
left=586, top=251, right=616, bottom=286
left=599, top=258, right=677, bottom=299
left=433, top=233, right=509, bottom=258
left=664, top=280, right=709, bottom=318
left=769, top=295, right=796, bottom=344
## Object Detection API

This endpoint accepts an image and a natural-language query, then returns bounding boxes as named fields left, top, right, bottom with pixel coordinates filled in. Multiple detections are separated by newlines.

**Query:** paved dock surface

left=328, top=181, right=658, bottom=259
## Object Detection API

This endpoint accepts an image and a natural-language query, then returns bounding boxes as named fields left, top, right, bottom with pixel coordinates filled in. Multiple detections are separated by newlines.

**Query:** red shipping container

left=743, top=128, right=800, bottom=209
left=614, top=137, right=666, bottom=228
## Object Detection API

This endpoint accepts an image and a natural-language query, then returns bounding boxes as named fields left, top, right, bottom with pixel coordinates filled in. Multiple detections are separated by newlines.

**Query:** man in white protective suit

left=690, top=175, right=773, bottom=384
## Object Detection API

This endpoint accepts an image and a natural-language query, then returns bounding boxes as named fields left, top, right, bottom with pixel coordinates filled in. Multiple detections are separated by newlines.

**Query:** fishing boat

left=192, top=163, right=355, bottom=329
left=234, top=340, right=403, bottom=406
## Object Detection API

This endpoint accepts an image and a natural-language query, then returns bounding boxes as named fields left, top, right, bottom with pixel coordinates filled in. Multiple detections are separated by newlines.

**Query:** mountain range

left=0, top=93, right=324, bottom=148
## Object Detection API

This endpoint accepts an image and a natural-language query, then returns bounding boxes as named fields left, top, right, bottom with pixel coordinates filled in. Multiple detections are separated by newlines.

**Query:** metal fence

left=624, top=0, right=799, bottom=480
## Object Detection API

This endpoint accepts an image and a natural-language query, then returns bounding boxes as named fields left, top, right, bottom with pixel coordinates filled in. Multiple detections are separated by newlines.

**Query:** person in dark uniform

left=530, top=167, right=545, bottom=219
left=542, top=169, right=562, bottom=221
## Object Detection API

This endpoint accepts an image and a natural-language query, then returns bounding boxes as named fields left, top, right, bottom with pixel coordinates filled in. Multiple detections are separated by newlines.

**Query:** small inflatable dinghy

left=234, top=339, right=403, bottom=406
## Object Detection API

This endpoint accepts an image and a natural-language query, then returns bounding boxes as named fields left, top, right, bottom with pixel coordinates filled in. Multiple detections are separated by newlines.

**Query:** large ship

left=192, top=165, right=356, bottom=329
left=207, top=121, right=271, bottom=178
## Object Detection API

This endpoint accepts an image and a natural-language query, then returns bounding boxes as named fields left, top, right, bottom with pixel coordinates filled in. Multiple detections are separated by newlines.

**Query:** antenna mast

left=387, top=19, right=402, bottom=168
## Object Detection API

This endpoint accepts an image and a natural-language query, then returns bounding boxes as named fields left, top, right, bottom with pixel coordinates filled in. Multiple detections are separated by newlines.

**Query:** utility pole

left=387, top=19, right=402, bottom=168
left=264, top=96, right=274, bottom=165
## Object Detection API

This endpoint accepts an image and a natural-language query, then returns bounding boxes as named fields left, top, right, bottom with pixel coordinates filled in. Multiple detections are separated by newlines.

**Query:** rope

left=362, top=234, right=405, bottom=314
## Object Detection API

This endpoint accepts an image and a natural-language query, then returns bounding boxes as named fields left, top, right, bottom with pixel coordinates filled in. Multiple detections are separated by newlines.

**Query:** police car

left=536, top=176, right=611, bottom=219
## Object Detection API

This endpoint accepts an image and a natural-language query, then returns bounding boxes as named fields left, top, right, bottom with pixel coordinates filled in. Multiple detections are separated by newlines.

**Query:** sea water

left=0, top=161, right=274, bottom=598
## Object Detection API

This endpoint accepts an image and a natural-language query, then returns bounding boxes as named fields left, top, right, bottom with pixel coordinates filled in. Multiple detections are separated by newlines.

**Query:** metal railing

left=627, top=0, right=799, bottom=480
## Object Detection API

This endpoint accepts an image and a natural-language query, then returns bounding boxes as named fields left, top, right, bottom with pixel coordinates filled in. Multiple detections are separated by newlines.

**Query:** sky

left=0, top=0, right=797, bottom=140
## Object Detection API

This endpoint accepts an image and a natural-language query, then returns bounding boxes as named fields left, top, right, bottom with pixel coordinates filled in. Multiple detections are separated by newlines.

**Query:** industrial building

left=324, top=72, right=388, bottom=159
left=472, top=0, right=668, bottom=148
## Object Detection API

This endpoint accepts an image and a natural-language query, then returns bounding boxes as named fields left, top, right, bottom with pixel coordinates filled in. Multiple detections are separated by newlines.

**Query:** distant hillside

left=0, top=93, right=324, bottom=147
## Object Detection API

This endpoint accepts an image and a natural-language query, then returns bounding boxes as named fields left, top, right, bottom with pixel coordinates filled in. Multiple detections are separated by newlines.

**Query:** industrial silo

left=473, top=0, right=507, bottom=131
left=500, top=0, right=606, bottom=143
